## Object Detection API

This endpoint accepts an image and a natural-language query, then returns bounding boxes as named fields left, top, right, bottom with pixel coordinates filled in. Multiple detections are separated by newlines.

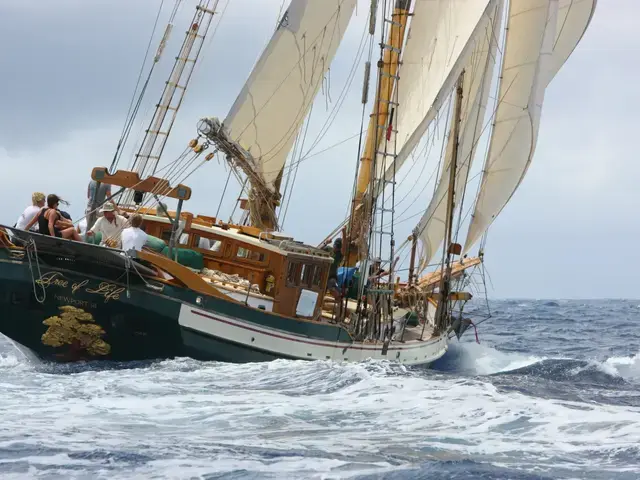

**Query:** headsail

left=374, top=0, right=497, bottom=195
left=223, top=0, right=357, bottom=193
left=413, top=0, right=503, bottom=271
left=463, top=0, right=597, bottom=252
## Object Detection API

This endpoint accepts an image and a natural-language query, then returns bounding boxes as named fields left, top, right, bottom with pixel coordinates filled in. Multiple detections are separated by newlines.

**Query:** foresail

left=374, top=0, right=496, bottom=193
left=223, top=0, right=356, bottom=192
left=463, top=0, right=596, bottom=253
left=414, top=0, right=503, bottom=271
left=550, top=0, right=597, bottom=79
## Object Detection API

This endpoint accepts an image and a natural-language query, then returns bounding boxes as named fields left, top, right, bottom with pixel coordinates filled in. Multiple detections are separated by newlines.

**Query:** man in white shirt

left=15, top=192, right=45, bottom=232
left=121, top=214, right=148, bottom=253
left=87, top=202, right=128, bottom=248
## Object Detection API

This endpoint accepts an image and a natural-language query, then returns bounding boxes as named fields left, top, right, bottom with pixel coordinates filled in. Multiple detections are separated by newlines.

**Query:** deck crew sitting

left=14, top=192, right=46, bottom=233
left=25, top=194, right=82, bottom=241
left=86, top=202, right=128, bottom=248
left=121, top=214, right=148, bottom=254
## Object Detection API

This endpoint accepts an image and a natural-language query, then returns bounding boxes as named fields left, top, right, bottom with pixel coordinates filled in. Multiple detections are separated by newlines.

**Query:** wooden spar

left=416, top=256, right=481, bottom=290
left=345, top=0, right=411, bottom=266
left=91, top=167, right=192, bottom=200
left=433, top=71, right=465, bottom=333
left=407, top=233, right=417, bottom=286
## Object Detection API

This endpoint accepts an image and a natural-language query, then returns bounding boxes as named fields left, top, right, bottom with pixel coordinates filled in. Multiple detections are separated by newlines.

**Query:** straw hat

left=99, top=202, right=116, bottom=213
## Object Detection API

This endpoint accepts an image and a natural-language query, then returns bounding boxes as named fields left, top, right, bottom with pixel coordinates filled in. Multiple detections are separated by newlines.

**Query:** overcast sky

left=0, top=0, right=636, bottom=299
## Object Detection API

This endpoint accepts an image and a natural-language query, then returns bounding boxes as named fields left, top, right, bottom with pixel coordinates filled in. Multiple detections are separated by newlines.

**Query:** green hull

left=0, top=246, right=352, bottom=363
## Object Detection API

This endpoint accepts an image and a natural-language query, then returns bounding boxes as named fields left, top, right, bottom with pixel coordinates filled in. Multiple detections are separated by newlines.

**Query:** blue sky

left=0, top=0, right=636, bottom=299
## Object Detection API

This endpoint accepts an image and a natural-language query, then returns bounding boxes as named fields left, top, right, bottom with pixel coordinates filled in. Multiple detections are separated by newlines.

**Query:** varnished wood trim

left=137, top=250, right=235, bottom=301
left=91, top=167, right=192, bottom=200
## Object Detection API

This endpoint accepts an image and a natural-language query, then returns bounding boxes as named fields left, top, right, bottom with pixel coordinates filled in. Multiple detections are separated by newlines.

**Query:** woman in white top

left=15, top=192, right=46, bottom=232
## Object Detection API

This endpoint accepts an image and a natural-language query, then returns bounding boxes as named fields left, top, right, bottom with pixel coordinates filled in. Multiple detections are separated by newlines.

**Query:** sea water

left=0, top=299, right=638, bottom=479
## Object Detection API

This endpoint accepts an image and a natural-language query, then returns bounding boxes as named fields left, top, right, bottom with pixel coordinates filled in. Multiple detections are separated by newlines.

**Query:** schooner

left=0, top=0, right=596, bottom=364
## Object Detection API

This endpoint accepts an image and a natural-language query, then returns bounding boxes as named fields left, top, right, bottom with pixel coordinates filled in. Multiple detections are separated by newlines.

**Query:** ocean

left=0, top=299, right=638, bottom=479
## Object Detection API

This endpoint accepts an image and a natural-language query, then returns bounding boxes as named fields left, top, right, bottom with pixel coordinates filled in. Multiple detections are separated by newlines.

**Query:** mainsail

left=413, top=0, right=503, bottom=270
left=464, top=0, right=597, bottom=252
left=222, top=0, right=357, bottom=193
left=374, top=0, right=497, bottom=194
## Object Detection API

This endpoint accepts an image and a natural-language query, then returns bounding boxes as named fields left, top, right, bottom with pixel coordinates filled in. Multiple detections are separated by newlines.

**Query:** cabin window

left=194, top=235, right=210, bottom=249
left=236, top=246, right=266, bottom=263
left=286, top=262, right=300, bottom=286
left=210, top=239, right=222, bottom=252
left=301, top=264, right=313, bottom=287
left=160, top=228, right=172, bottom=243
left=192, top=235, right=224, bottom=255
left=312, top=265, right=324, bottom=287
left=286, top=262, right=325, bottom=288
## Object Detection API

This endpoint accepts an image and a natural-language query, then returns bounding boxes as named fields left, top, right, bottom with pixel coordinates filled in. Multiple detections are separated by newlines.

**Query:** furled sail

left=463, top=0, right=597, bottom=252
left=413, top=0, right=503, bottom=271
left=223, top=0, right=357, bottom=192
left=374, top=0, right=497, bottom=193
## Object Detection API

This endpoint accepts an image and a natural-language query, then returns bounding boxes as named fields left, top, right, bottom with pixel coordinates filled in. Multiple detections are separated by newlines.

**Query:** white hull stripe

left=191, top=309, right=442, bottom=352
left=180, top=307, right=448, bottom=365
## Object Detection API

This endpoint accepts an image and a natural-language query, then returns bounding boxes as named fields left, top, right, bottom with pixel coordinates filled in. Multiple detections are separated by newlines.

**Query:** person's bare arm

left=86, top=219, right=99, bottom=236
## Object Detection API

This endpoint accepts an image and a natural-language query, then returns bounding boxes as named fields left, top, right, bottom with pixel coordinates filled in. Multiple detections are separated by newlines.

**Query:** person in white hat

left=86, top=202, right=128, bottom=248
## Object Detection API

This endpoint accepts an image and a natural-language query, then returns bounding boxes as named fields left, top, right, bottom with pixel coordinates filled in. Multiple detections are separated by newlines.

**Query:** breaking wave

left=1, top=299, right=639, bottom=478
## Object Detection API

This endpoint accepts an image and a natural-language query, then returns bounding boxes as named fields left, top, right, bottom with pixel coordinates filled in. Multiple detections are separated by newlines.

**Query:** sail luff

left=463, top=0, right=597, bottom=253
left=413, top=0, right=503, bottom=270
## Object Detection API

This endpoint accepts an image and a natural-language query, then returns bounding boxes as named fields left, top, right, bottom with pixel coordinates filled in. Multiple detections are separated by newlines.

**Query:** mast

left=434, top=71, right=465, bottom=334
left=121, top=1, right=217, bottom=207
left=407, top=233, right=417, bottom=287
left=346, top=0, right=410, bottom=265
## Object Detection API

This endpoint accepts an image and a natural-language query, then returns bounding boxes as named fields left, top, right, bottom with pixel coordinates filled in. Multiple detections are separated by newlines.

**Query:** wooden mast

left=434, top=71, right=465, bottom=334
left=407, top=233, right=417, bottom=286
left=345, top=0, right=411, bottom=266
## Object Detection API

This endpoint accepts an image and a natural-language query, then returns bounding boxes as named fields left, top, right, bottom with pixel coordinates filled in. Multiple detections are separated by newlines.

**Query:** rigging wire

left=279, top=103, right=315, bottom=228
left=215, top=161, right=232, bottom=220
left=228, top=1, right=355, bottom=171
left=224, top=3, right=370, bottom=229
left=204, top=2, right=368, bottom=227
left=109, top=0, right=169, bottom=173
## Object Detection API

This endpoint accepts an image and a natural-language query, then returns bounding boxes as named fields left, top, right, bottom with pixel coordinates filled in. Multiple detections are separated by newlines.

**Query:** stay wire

left=110, top=0, right=167, bottom=172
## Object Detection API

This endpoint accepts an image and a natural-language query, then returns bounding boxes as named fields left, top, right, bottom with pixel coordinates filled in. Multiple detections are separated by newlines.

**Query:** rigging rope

left=25, top=239, right=46, bottom=304
left=215, top=161, right=232, bottom=221
left=110, top=0, right=174, bottom=173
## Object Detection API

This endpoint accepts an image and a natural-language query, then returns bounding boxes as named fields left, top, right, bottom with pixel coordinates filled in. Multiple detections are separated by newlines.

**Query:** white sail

left=374, top=0, right=497, bottom=191
left=223, top=0, right=356, bottom=192
left=464, top=0, right=596, bottom=252
left=414, top=0, right=503, bottom=271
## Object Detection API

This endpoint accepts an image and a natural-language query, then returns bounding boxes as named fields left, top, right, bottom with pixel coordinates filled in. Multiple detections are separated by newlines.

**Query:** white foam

left=446, top=341, right=543, bottom=375
left=604, top=353, right=640, bottom=381
left=0, top=342, right=638, bottom=477
left=0, top=353, right=22, bottom=369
